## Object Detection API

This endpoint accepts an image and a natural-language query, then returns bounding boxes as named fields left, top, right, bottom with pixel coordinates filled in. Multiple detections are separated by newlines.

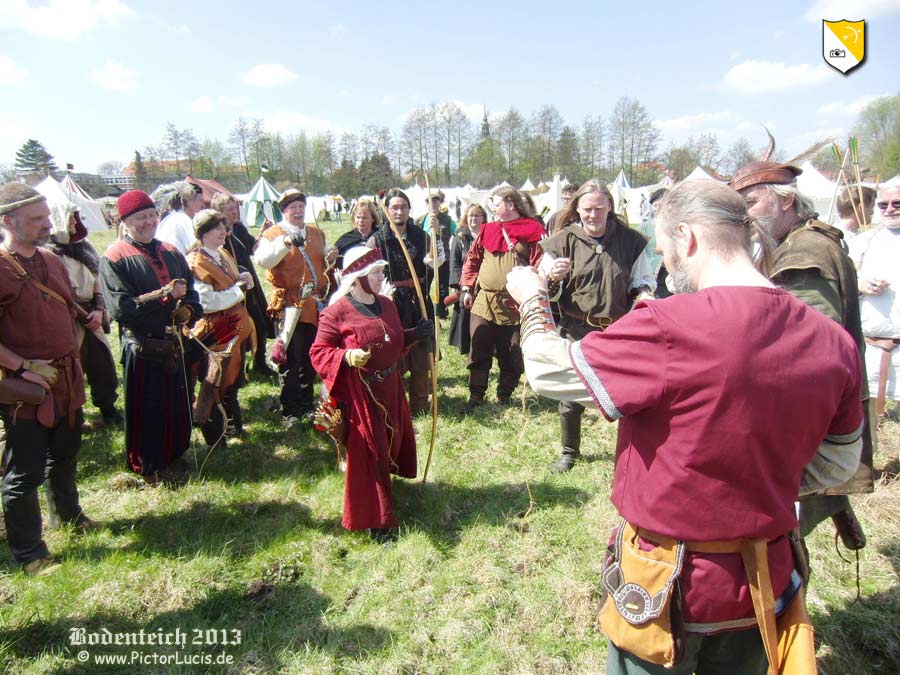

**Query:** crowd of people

left=1, top=165, right=898, bottom=674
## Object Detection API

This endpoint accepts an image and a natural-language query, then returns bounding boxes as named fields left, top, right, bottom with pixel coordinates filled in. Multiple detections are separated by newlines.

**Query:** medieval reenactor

left=99, top=190, right=202, bottom=482
left=0, top=183, right=94, bottom=576
left=458, top=186, right=544, bottom=412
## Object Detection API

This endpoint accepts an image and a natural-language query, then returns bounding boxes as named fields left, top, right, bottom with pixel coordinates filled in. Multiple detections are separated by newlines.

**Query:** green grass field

left=0, top=221, right=898, bottom=674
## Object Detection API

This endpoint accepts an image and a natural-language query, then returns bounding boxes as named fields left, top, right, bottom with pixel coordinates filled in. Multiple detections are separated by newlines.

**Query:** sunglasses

left=876, top=200, right=900, bottom=211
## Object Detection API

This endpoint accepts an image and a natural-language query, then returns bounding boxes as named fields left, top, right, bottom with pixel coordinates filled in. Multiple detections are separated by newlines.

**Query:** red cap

left=117, top=190, right=155, bottom=220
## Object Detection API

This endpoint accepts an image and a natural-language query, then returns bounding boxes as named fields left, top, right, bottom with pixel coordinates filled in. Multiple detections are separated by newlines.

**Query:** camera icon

left=829, top=48, right=846, bottom=58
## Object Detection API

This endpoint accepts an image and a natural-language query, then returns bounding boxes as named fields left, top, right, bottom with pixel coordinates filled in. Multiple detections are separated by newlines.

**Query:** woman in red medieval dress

left=310, top=246, right=432, bottom=541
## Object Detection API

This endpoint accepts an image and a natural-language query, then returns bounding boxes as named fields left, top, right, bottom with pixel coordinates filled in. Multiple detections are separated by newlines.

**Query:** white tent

left=520, top=178, right=535, bottom=191
left=34, top=175, right=107, bottom=233
left=59, top=175, right=107, bottom=232
left=796, top=160, right=840, bottom=223
left=611, top=170, right=631, bottom=190
left=683, top=166, right=720, bottom=182
left=36, top=177, right=74, bottom=240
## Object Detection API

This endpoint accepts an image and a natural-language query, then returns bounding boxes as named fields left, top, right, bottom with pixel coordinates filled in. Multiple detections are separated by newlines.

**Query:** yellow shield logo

left=823, top=20, right=865, bottom=74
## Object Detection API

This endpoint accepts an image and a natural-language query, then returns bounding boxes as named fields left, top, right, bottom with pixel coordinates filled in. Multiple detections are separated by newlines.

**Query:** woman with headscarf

left=310, top=246, right=431, bottom=541
left=186, top=209, right=256, bottom=443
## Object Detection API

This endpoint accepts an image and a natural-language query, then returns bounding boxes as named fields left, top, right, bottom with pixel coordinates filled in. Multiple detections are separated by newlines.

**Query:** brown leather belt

left=561, top=307, right=615, bottom=329
left=364, top=362, right=398, bottom=384
left=865, top=336, right=900, bottom=416
left=636, top=526, right=785, bottom=674
left=392, top=278, right=425, bottom=288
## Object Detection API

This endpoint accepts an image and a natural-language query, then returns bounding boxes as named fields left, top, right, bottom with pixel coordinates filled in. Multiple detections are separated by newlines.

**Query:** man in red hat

left=731, top=161, right=872, bottom=559
left=99, top=190, right=202, bottom=482
left=0, top=182, right=93, bottom=576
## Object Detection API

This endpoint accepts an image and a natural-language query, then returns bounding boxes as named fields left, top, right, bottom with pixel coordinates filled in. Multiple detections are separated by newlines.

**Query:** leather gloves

left=344, top=348, right=371, bottom=368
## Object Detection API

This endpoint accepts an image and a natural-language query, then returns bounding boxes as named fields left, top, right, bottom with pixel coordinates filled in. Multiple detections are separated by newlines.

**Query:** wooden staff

left=374, top=193, right=439, bottom=483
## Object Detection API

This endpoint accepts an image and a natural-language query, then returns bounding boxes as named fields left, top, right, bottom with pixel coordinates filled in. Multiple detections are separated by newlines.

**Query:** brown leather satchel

left=0, top=374, right=46, bottom=406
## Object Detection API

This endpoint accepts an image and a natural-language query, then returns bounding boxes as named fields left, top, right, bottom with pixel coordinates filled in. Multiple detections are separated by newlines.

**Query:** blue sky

left=0, top=0, right=898, bottom=175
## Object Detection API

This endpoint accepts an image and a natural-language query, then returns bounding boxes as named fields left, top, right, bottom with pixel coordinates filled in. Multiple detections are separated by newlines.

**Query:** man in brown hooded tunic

left=732, top=161, right=873, bottom=556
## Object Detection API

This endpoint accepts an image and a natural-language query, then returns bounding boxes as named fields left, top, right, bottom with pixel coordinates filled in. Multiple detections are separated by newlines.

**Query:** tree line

left=6, top=95, right=898, bottom=197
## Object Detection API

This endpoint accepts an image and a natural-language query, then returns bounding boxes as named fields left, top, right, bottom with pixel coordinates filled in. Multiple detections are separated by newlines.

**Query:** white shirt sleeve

left=254, top=231, right=291, bottom=269
left=799, top=422, right=864, bottom=495
left=628, top=248, right=656, bottom=293
left=195, top=280, right=245, bottom=313
left=521, top=332, right=595, bottom=406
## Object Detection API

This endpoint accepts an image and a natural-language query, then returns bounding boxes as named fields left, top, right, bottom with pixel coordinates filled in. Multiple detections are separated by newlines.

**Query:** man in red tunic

left=310, top=246, right=431, bottom=541
left=0, top=183, right=92, bottom=576
left=508, top=180, right=863, bottom=674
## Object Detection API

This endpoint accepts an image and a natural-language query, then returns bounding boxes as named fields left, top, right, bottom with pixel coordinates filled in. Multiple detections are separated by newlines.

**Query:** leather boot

left=409, top=373, right=431, bottom=416
left=466, top=369, right=490, bottom=412
left=223, top=394, right=243, bottom=438
left=551, top=406, right=582, bottom=473
left=496, top=369, right=520, bottom=405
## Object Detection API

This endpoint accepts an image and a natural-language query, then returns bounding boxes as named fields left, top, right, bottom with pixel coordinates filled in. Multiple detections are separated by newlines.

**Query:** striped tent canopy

left=242, top=176, right=282, bottom=228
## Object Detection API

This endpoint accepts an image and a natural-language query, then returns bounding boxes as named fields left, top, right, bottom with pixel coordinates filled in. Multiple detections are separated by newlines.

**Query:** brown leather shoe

left=72, top=516, right=100, bottom=534
left=23, top=556, right=61, bottom=577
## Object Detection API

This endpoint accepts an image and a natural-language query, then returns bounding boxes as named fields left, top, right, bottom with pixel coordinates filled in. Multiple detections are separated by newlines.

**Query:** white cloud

left=259, top=111, right=348, bottom=135
left=88, top=58, right=138, bottom=91
left=729, top=49, right=742, bottom=61
left=0, top=55, right=27, bottom=85
left=330, top=22, right=346, bottom=34
left=773, top=29, right=785, bottom=38
left=190, top=95, right=249, bottom=112
left=0, top=0, right=133, bottom=40
left=381, top=94, right=398, bottom=105
left=817, top=93, right=891, bottom=116
left=239, top=63, right=298, bottom=87
left=804, top=0, right=900, bottom=21
left=721, top=60, right=831, bottom=94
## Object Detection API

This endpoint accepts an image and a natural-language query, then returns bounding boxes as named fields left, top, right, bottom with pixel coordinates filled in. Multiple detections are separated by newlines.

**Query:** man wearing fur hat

left=253, top=189, right=329, bottom=427
left=732, top=161, right=873, bottom=558
left=0, top=183, right=93, bottom=576
left=99, top=190, right=202, bottom=482
left=45, top=204, right=121, bottom=428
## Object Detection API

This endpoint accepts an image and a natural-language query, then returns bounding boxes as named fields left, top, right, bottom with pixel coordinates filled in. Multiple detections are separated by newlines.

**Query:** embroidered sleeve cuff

left=569, top=340, right=622, bottom=420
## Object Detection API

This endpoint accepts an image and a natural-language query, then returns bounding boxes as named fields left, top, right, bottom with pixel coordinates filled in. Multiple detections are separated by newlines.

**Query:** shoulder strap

left=0, top=247, right=72, bottom=310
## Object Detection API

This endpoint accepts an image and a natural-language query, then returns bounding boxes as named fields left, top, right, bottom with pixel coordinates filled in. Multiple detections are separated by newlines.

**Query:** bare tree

left=496, top=108, right=526, bottom=183
left=200, top=138, right=231, bottom=180
left=531, top=105, right=564, bottom=182
left=163, top=122, right=182, bottom=174
left=722, top=137, right=756, bottom=175
left=229, top=117, right=253, bottom=181
left=97, top=160, right=125, bottom=176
